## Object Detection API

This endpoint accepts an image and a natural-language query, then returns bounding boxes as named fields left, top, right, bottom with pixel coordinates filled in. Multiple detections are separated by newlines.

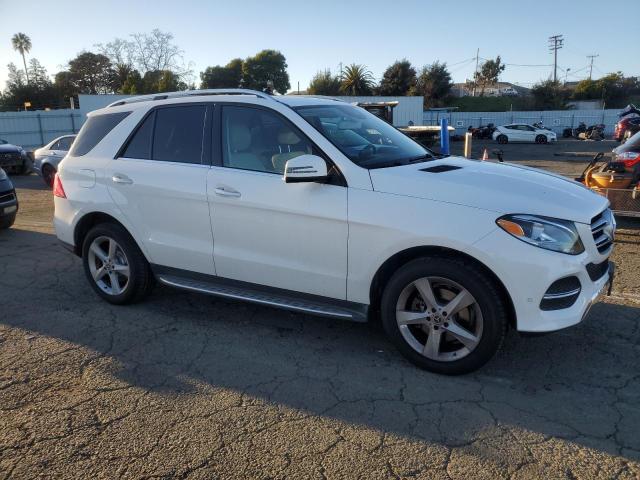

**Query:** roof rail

left=288, top=95, right=345, bottom=103
left=107, top=88, right=275, bottom=108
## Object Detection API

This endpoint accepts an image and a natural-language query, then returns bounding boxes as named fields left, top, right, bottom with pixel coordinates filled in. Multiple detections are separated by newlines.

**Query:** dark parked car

left=0, top=167, right=18, bottom=229
left=0, top=139, right=30, bottom=174
left=614, top=116, right=640, bottom=142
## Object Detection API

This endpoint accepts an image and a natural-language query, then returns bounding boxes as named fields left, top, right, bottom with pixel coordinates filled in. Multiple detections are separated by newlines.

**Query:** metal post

left=464, top=132, right=472, bottom=158
left=440, top=118, right=450, bottom=155
left=37, top=114, right=44, bottom=145
left=70, top=113, right=76, bottom=133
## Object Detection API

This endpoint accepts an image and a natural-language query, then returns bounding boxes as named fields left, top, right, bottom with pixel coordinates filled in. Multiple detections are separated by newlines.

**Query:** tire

left=496, top=134, right=508, bottom=145
left=42, top=164, right=56, bottom=188
left=535, top=135, right=548, bottom=144
left=82, top=222, right=154, bottom=305
left=380, top=256, right=507, bottom=375
left=0, top=214, right=16, bottom=230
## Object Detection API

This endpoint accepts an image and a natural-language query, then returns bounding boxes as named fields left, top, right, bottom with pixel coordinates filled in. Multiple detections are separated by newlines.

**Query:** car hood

left=368, top=156, right=608, bottom=224
left=0, top=144, right=21, bottom=154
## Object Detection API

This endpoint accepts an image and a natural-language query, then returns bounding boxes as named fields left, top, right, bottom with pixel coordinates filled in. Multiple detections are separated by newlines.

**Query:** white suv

left=53, top=89, right=614, bottom=374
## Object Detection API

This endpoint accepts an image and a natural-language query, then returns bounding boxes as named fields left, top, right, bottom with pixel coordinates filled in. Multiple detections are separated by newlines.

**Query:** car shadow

left=8, top=173, right=49, bottom=191
left=1, top=227, right=639, bottom=462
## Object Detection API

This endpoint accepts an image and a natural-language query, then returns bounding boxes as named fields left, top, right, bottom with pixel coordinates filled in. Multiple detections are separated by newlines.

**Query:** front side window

left=70, top=112, right=130, bottom=157
left=57, top=136, right=74, bottom=151
left=222, top=106, right=314, bottom=174
left=294, top=104, right=431, bottom=169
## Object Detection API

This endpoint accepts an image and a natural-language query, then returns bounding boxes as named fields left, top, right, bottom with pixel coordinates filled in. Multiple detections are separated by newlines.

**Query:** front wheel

left=82, top=223, right=154, bottom=305
left=496, top=134, right=508, bottom=144
left=535, top=134, right=548, bottom=144
left=380, top=257, right=507, bottom=375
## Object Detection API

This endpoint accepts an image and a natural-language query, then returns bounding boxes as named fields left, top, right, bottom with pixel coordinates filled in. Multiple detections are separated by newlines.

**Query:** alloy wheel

left=395, top=276, right=483, bottom=362
left=87, top=236, right=130, bottom=296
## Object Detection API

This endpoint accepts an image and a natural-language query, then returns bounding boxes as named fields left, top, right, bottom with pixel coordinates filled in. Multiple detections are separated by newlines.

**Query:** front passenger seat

left=271, top=129, right=312, bottom=173
left=227, top=124, right=265, bottom=171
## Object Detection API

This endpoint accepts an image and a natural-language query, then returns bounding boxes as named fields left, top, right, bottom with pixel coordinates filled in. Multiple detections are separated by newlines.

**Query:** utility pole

left=587, top=54, right=599, bottom=80
left=548, top=34, right=564, bottom=83
left=472, top=48, right=479, bottom=97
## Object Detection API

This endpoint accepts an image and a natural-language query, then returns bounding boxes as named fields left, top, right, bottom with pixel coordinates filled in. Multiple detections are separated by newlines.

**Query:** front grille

left=0, top=190, right=16, bottom=204
left=586, top=260, right=610, bottom=282
left=591, top=210, right=614, bottom=254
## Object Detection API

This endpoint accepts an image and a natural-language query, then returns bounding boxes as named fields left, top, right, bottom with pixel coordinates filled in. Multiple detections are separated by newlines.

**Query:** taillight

left=53, top=173, right=67, bottom=198
left=620, top=151, right=640, bottom=169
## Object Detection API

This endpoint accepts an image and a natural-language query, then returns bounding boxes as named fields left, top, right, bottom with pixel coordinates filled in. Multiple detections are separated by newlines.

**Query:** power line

left=548, top=34, right=564, bottom=83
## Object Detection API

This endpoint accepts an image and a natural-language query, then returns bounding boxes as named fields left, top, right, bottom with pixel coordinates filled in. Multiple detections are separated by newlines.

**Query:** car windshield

left=294, top=104, right=434, bottom=169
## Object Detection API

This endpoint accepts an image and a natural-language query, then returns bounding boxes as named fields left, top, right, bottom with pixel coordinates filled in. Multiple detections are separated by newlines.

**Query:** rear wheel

left=380, top=257, right=507, bottom=375
left=42, top=164, right=56, bottom=188
left=496, top=134, right=508, bottom=144
left=82, top=223, right=153, bottom=304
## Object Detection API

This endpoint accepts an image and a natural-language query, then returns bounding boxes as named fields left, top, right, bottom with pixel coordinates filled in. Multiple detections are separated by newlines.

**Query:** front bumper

left=0, top=183, right=18, bottom=220
left=473, top=225, right=613, bottom=333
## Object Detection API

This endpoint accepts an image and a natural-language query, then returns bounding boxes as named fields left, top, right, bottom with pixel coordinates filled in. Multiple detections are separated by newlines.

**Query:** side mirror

left=283, top=154, right=328, bottom=183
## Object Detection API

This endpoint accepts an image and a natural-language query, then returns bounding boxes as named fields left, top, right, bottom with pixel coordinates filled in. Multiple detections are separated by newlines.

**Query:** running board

left=157, top=274, right=368, bottom=322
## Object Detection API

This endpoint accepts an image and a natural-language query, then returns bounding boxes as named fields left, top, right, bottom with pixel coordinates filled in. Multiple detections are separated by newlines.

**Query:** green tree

left=11, top=33, right=32, bottom=83
left=27, top=59, right=51, bottom=89
left=339, top=64, right=375, bottom=95
left=531, top=80, right=567, bottom=109
left=573, top=79, right=599, bottom=100
left=54, top=71, right=76, bottom=101
left=200, top=58, right=243, bottom=89
left=377, top=59, right=416, bottom=96
left=242, top=50, right=290, bottom=94
left=63, top=52, right=116, bottom=94
left=1, top=61, right=59, bottom=111
left=120, top=70, right=143, bottom=94
left=413, top=61, right=453, bottom=108
left=307, top=69, right=341, bottom=96
left=474, top=55, right=505, bottom=96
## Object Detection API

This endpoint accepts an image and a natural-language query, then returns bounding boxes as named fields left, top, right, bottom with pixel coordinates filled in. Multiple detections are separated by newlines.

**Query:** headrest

left=277, top=129, right=301, bottom=145
left=229, top=124, right=251, bottom=151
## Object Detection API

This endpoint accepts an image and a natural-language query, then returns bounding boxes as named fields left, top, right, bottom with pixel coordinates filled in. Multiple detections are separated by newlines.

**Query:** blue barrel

left=440, top=118, right=450, bottom=155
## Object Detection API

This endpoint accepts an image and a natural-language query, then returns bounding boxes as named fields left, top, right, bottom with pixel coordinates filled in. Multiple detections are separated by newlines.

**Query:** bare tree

left=96, top=29, right=192, bottom=81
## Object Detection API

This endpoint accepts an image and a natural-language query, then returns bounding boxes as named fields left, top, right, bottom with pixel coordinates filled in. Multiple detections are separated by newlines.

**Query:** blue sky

left=1, top=0, right=638, bottom=91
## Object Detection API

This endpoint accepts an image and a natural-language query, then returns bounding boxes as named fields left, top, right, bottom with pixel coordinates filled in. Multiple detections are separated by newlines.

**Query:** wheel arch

left=368, top=245, right=517, bottom=329
left=73, top=211, right=143, bottom=259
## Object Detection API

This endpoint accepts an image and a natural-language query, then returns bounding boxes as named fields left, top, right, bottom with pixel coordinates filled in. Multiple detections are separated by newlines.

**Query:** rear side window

left=70, top=112, right=130, bottom=157
left=152, top=106, right=206, bottom=164
left=120, top=105, right=206, bottom=164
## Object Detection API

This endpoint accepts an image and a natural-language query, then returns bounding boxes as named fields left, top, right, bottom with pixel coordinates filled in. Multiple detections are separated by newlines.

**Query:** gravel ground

left=1, top=153, right=639, bottom=479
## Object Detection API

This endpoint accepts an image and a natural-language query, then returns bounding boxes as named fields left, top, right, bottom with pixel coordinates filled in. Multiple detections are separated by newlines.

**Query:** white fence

left=0, top=110, right=82, bottom=149
left=424, top=109, right=621, bottom=135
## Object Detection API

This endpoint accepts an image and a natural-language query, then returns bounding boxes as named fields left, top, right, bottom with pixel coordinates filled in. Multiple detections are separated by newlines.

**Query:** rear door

left=106, top=104, right=216, bottom=275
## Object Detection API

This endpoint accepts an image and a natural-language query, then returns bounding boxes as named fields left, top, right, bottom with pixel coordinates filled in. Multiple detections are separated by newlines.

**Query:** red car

left=613, top=115, right=640, bottom=142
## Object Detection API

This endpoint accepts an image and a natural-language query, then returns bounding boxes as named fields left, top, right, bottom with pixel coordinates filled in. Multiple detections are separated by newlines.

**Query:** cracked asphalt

left=1, top=172, right=640, bottom=479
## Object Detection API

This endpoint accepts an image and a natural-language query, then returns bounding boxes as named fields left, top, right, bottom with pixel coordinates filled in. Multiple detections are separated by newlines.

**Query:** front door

left=208, top=104, right=348, bottom=299
left=106, top=104, right=216, bottom=275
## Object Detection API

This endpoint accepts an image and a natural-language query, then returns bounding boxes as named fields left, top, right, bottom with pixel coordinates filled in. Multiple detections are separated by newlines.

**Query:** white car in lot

left=493, top=124, right=557, bottom=144
left=33, top=134, right=76, bottom=187
left=53, top=89, right=614, bottom=374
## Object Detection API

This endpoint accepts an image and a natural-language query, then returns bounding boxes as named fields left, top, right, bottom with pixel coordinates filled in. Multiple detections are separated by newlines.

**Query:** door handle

left=112, top=174, right=133, bottom=185
left=214, top=186, right=241, bottom=198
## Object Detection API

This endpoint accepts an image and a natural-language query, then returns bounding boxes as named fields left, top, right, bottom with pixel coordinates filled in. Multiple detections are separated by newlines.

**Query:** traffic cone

left=481, top=148, right=489, bottom=161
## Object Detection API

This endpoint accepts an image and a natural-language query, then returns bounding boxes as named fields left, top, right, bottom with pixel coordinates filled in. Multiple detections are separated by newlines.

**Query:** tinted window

left=222, top=106, right=314, bottom=174
left=152, top=106, right=206, bottom=164
left=122, top=112, right=154, bottom=159
left=57, top=136, right=74, bottom=151
left=50, top=140, right=61, bottom=150
left=69, top=112, right=130, bottom=156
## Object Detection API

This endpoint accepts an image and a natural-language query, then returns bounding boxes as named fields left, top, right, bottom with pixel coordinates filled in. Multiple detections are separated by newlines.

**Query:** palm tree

left=11, top=33, right=32, bottom=83
left=339, top=64, right=375, bottom=95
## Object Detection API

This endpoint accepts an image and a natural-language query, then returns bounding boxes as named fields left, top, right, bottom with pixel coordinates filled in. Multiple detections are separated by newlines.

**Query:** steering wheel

left=358, top=143, right=377, bottom=160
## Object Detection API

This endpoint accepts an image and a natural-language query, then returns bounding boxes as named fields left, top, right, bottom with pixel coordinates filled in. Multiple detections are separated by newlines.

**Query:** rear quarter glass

left=69, top=112, right=131, bottom=157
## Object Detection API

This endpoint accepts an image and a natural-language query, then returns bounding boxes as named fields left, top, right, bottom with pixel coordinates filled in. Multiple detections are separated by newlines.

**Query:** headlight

left=496, top=214, right=584, bottom=255
left=0, top=168, right=7, bottom=180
